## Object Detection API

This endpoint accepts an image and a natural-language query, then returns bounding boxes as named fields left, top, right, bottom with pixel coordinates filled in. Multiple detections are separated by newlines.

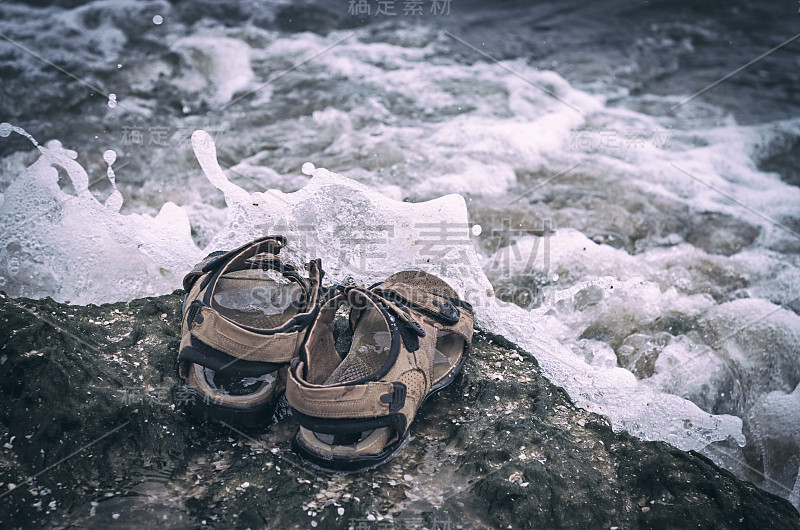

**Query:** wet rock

left=169, top=0, right=252, bottom=27
left=0, top=293, right=798, bottom=529
left=271, top=5, right=367, bottom=35
left=756, top=130, right=800, bottom=188
left=685, top=212, right=760, bottom=256
left=615, top=331, right=672, bottom=378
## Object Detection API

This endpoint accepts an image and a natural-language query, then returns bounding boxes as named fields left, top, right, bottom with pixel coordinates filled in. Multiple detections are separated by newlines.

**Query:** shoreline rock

left=0, top=292, right=797, bottom=529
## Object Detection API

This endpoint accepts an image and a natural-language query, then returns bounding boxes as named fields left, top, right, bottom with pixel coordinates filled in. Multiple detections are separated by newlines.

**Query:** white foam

left=172, top=36, right=255, bottom=105
left=5, top=17, right=800, bottom=497
left=225, top=33, right=602, bottom=199
left=0, top=125, right=202, bottom=304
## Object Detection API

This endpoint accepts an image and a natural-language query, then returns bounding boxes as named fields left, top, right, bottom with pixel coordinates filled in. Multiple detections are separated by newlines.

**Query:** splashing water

left=0, top=125, right=747, bottom=453
left=209, top=130, right=749, bottom=453
left=103, top=149, right=123, bottom=212
left=0, top=124, right=202, bottom=303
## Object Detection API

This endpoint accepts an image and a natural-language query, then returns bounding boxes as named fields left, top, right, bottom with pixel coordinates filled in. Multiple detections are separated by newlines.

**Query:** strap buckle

left=433, top=299, right=460, bottom=325
left=380, top=382, right=407, bottom=413
left=186, top=300, right=205, bottom=330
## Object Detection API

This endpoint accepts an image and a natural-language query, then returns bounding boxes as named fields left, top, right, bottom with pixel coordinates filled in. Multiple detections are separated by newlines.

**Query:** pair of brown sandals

left=177, top=235, right=474, bottom=472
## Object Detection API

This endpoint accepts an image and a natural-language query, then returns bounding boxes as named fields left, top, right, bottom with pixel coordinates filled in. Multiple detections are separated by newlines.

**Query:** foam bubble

left=747, top=384, right=800, bottom=500
left=0, top=124, right=751, bottom=465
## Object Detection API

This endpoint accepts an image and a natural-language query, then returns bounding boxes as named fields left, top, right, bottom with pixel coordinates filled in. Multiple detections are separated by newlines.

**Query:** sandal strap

left=287, top=362, right=406, bottom=419
left=370, top=283, right=474, bottom=351
left=183, top=235, right=286, bottom=292
left=288, top=361, right=411, bottom=436
left=180, top=306, right=311, bottom=364
left=300, top=288, right=404, bottom=384
left=373, top=284, right=464, bottom=325
left=179, top=236, right=323, bottom=373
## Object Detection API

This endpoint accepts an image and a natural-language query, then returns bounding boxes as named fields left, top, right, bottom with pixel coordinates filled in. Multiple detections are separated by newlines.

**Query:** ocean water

left=1, top=0, right=799, bottom=512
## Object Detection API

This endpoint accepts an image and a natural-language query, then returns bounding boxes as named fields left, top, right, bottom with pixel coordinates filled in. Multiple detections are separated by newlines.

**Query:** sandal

left=177, top=235, right=324, bottom=428
left=286, top=270, right=474, bottom=471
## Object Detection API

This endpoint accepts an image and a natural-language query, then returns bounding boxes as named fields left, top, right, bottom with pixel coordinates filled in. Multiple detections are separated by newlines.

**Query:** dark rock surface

left=0, top=292, right=798, bottom=529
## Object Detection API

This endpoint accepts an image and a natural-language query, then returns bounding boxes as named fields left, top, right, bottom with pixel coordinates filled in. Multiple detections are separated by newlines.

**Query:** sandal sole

left=179, top=384, right=278, bottom=430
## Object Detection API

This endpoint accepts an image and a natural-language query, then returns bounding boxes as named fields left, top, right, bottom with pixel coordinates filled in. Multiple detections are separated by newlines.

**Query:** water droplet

left=551, top=273, right=560, bottom=282
left=301, top=162, right=316, bottom=176
left=0, top=122, right=11, bottom=137
left=103, top=149, right=117, bottom=166
left=471, top=224, right=482, bottom=236
left=107, top=94, right=117, bottom=109
left=0, top=277, right=6, bottom=287
left=152, top=15, right=163, bottom=25
left=117, top=64, right=122, bottom=69
left=104, top=149, right=119, bottom=195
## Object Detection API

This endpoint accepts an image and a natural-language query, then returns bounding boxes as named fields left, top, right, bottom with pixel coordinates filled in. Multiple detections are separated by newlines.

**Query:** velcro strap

left=209, top=235, right=286, bottom=272
left=182, top=251, right=226, bottom=291
left=177, top=336, right=284, bottom=377
left=448, top=308, right=475, bottom=352
left=373, top=285, right=474, bottom=352
left=181, top=236, right=285, bottom=292
left=376, top=285, right=464, bottom=326
left=287, top=362, right=404, bottom=420
left=189, top=306, right=302, bottom=364
left=345, top=286, right=426, bottom=339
